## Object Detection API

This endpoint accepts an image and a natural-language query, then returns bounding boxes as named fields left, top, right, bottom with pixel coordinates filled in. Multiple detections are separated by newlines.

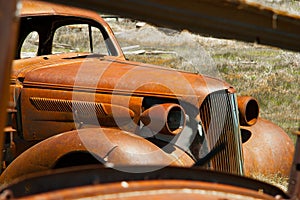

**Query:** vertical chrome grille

left=199, top=90, right=243, bottom=175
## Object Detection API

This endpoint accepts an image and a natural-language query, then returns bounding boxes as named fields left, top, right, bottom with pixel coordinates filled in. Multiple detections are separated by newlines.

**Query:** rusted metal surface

left=0, top=166, right=287, bottom=199
left=0, top=0, right=19, bottom=172
left=14, top=53, right=228, bottom=141
left=199, top=91, right=244, bottom=175
left=0, top=127, right=194, bottom=185
left=242, top=118, right=294, bottom=177
left=288, top=129, right=300, bottom=199
left=237, top=96, right=259, bottom=126
left=42, top=0, right=300, bottom=52
left=140, top=103, right=186, bottom=135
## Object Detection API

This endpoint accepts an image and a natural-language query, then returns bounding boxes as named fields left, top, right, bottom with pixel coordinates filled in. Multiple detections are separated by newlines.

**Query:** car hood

left=12, top=53, right=233, bottom=106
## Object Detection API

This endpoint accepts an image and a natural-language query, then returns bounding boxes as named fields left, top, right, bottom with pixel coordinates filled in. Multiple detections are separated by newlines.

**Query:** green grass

left=211, top=48, right=299, bottom=141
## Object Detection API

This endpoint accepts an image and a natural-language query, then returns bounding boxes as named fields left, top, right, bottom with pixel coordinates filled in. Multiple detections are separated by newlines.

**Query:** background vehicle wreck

left=0, top=0, right=295, bottom=185
left=0, top=0, right=298, bottom=198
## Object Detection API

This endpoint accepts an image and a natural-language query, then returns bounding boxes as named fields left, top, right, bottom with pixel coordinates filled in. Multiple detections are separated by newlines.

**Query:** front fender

left=242, top=118, right=294, bottom=177
left=0, top=127, right=194, bottom=185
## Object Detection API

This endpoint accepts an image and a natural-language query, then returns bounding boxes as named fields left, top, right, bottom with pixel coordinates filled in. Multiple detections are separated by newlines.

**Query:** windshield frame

left=16, top=15, right=122, bottom=59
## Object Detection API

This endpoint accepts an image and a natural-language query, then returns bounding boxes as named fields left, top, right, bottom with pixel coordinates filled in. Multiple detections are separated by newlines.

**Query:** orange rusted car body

left=1, top=0, right=294, bottom=187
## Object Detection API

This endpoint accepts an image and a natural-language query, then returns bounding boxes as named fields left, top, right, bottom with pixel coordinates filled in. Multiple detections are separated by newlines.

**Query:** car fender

left=242, top=117, right=294, bottom=177
left=0, top=127, right=194, bottom=185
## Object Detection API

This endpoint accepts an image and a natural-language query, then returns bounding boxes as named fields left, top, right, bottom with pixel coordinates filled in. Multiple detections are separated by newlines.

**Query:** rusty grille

left=199, top=90, right=243, bottom=175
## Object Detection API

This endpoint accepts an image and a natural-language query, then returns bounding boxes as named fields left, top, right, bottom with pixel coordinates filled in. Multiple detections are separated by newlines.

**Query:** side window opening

left=92, top=26, right=109, bottom=55
left=20, top=31, right=39, bottom=59
left=52, top=24, right=108, bottom=55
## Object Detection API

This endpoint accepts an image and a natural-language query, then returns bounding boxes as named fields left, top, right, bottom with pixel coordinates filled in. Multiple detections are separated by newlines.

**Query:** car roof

left=20, top=0, right=106, bottom=24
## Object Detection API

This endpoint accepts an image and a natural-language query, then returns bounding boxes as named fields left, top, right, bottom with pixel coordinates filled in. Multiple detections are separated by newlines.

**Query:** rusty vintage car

left=0, top=0, right=294, bottom=185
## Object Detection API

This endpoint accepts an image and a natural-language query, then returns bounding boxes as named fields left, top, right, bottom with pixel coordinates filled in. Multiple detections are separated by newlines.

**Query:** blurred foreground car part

left=288, top=128, right=300, bottom=199
left=0, top=0, right=19, bottom=171
left=0, top=166, right=289, bottom=199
